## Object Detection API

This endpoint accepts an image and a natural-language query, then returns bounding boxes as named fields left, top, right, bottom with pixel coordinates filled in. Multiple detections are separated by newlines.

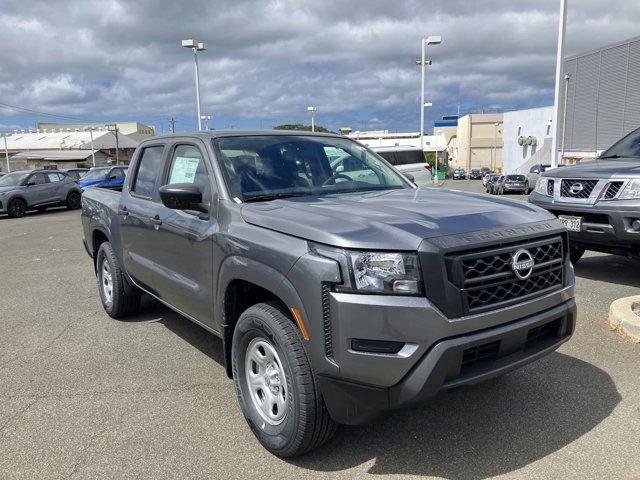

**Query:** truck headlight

left=310, top=244, right=423, bottom=295
left=534, top=177, right=551, bottom=196
left=619, top=179, right=640, bottom=200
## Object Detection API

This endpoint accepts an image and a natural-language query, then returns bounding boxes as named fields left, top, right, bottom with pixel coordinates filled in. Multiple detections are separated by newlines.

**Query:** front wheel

left=66, top=191, right=82, bottom=210
left=8, top=198, right=27, bottom=218
left=232, top=302, right=336, bottom=457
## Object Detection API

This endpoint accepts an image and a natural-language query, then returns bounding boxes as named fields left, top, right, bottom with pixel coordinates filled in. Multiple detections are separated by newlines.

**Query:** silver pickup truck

left=81, top=131, right=576, bottom=457
left=529, top=127, right=640, bottom=263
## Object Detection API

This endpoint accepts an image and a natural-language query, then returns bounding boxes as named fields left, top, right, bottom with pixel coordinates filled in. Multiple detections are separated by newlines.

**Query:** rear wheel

left=232, top=302, right=336, bottom=457
left=66, top=191, right=81, bottom=210
left=569, top=245, right=586, bottom=265
left=8, top=198, right=27, bottom=218
left=96, top=242, right=141, bottom=318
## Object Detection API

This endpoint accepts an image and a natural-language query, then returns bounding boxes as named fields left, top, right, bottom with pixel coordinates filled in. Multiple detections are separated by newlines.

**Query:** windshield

left=0, top=172, right=29, bottom=187
left=600, top=127, right=640, bottom=158
left=213, top=135, right=410, bottom=202
left=81, top=167, right=110, bottom=181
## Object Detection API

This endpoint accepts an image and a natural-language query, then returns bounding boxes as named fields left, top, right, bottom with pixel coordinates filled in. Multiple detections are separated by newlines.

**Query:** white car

left=371, top=146, right=432, bottom=185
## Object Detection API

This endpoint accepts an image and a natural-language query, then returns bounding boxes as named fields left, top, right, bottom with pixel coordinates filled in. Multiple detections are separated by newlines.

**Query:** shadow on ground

left=125, top=297, right=226, bottom=365
left=122, top=297, right=619, bottom=479
left=291, top=353, right=619, bottom=479
left=575, top=253, right=640, bottom=288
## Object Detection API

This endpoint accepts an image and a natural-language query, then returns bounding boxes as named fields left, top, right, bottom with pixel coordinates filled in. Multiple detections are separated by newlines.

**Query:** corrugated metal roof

left=10, top=150, right=96, bottom=160
left=3, top=131, right=139, bottom=150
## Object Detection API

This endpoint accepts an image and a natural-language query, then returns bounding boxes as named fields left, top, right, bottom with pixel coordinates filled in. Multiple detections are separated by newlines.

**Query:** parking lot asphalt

left=1, top=182, right=639, bottom=479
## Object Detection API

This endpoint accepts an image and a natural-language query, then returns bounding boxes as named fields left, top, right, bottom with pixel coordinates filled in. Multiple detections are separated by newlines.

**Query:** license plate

left=558, top=215, right=582, bottom=232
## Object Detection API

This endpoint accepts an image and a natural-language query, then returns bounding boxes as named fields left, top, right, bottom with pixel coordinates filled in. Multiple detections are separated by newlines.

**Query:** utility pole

left=106, top=123, right=120, bottom=165
left=84, top=127, right=97, bottom=167
left=169, top=117, right=176, bottom=133
left=551, top=0, right=567, bottom=168
left=2, top=133, right=11, bottom=173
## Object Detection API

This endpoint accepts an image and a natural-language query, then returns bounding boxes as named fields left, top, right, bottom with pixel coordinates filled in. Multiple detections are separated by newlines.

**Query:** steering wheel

left=323, top=173, right=353, bottom=186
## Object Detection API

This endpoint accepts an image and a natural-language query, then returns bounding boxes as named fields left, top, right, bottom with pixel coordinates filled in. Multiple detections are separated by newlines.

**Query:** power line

left=0, top=101, right=94, bottom=122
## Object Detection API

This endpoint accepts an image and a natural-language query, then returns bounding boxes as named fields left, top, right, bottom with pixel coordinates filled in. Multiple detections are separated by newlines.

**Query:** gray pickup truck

left=81, top=131, right=576, bottom=457
left=529, top=127, right=640, bottom=263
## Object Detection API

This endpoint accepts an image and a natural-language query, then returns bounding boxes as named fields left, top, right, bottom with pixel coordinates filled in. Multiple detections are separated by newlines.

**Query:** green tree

left=273, top=123, right=333, bottom=133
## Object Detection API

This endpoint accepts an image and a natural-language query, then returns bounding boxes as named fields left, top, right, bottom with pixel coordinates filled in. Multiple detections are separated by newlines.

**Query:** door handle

left=118, top=206, right=129, bottom=217
left=151, top=215, right=162, bottom=226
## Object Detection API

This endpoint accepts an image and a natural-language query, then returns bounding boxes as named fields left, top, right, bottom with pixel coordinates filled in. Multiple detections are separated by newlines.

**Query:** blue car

left=79, top=166, right=128, bottom=191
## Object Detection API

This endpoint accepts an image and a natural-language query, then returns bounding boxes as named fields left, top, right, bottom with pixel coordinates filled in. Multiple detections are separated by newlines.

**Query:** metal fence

left=559, top=35, right=640, bottom=154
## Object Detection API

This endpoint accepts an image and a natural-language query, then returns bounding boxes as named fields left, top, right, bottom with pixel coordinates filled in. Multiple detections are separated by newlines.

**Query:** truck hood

left=241, top=187, right=555, bottom=250
left=543, top=158, right=640, bottom=179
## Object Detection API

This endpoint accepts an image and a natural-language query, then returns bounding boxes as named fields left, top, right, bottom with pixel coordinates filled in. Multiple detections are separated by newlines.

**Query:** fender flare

left=216, top=255, right=307, bottom=377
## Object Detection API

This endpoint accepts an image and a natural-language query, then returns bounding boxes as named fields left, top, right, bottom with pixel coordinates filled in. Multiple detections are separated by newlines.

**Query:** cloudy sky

left=1, top=0, right=639, bottom=134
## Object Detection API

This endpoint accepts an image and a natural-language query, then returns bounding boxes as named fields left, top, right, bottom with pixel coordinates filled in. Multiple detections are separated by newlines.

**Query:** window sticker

left=169, top=156, right=200, bottom=184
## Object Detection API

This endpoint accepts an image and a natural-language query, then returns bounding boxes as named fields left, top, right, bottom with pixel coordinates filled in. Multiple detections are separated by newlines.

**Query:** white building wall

left=502, top=106, right=554, bottom=174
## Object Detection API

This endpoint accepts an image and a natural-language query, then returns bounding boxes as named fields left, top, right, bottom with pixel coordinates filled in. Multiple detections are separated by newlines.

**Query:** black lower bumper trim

left=318, top=300, right=576, bottom=425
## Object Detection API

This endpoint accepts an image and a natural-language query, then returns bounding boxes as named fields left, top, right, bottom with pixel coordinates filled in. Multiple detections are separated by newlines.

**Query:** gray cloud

left=1, top=0, right=638, bottom=131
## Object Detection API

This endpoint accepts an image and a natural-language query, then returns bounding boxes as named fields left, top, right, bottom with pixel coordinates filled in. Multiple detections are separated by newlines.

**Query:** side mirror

left=335, top=165, right=345, bottom=173
left=159, top=183, right=207, bottom=212
left=108, top=175, right=117, bottom=180
left=26, top=181, right=36, bottom=187
left=405, top=173, right=415, bottom=183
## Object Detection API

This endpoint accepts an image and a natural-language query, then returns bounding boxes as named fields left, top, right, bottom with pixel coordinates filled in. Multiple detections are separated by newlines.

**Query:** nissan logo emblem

left=512, top=248, right=535, bottom=280
left=569, top=182, right=584, bottom=195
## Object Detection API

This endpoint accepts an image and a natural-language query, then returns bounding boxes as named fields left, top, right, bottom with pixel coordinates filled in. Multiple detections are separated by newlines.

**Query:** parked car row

left=486, top=174, right=528, bottom=195
left=0, top=166, right=128, bottom=218
left=0, top=170, right=82, bottom=217
left=452, top=166, right=493, bottom=180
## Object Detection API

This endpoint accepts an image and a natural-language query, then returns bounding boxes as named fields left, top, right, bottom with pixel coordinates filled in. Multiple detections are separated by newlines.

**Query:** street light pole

left=182, top=39, right=207, bottom=131
left=307, top=106, right=317, bottom=132
left=201, top=115, right=212, bottom=130
left=2, top=133, right=11, bottom=173
left=560, top=73, right=571, bottom=162
left=551, top=0, right=567, bottom=168
left=416, top=35, right=441, bottom=150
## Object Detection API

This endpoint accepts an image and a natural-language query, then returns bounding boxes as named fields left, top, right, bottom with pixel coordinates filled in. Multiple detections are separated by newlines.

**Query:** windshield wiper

left=243, top=192, right=308, bottom=203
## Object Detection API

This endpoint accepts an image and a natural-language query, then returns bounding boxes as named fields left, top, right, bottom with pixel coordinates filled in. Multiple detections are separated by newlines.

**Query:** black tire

left=232, top=302, right=336, bottom=457
left=7, top=198, right=27, bottom=218
left=66, top=191, right=82, bottom=210
left=569, top=245, right=586, bottom=265
left=96, top=242, right=141, bottom=318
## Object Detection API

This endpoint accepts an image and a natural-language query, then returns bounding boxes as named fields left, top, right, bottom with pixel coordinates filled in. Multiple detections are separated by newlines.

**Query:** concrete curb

left=609, top=295, right=640, bottom=342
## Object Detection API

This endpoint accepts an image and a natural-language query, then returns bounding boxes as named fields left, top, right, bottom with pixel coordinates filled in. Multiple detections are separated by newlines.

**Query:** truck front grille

left=445, top=236, right=565, bottom=314
left=603, top=181, right=623, bottom=199
left=560, top=179, right=598, bottom=199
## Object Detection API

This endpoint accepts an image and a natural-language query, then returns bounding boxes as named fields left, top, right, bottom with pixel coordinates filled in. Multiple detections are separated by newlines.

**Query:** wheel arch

left=217, top=256, right=308, bottom=379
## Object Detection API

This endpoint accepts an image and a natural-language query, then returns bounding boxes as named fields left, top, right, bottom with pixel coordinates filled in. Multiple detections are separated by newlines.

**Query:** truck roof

left=147, top=130, right=342, bottom=141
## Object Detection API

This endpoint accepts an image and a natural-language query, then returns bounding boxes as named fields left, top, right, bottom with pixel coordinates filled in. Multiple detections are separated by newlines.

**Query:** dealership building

left=557, top=34, right=640, bottom=162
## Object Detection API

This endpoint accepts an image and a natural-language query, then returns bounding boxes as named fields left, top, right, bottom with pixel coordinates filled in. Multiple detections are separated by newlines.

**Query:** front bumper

left=318, top=298, right=575, bottom=424
left=529, top=192, right=640, bottom=253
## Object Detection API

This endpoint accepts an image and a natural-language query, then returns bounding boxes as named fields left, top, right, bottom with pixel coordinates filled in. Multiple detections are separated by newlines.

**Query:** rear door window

left=46, top=173, right=63, bottom=182
left=132, top=146, right=164, bottom=199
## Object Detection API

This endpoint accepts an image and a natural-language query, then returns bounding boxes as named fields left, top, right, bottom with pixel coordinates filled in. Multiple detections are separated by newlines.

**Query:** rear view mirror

left=159, top=183, right=207, bottom=213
